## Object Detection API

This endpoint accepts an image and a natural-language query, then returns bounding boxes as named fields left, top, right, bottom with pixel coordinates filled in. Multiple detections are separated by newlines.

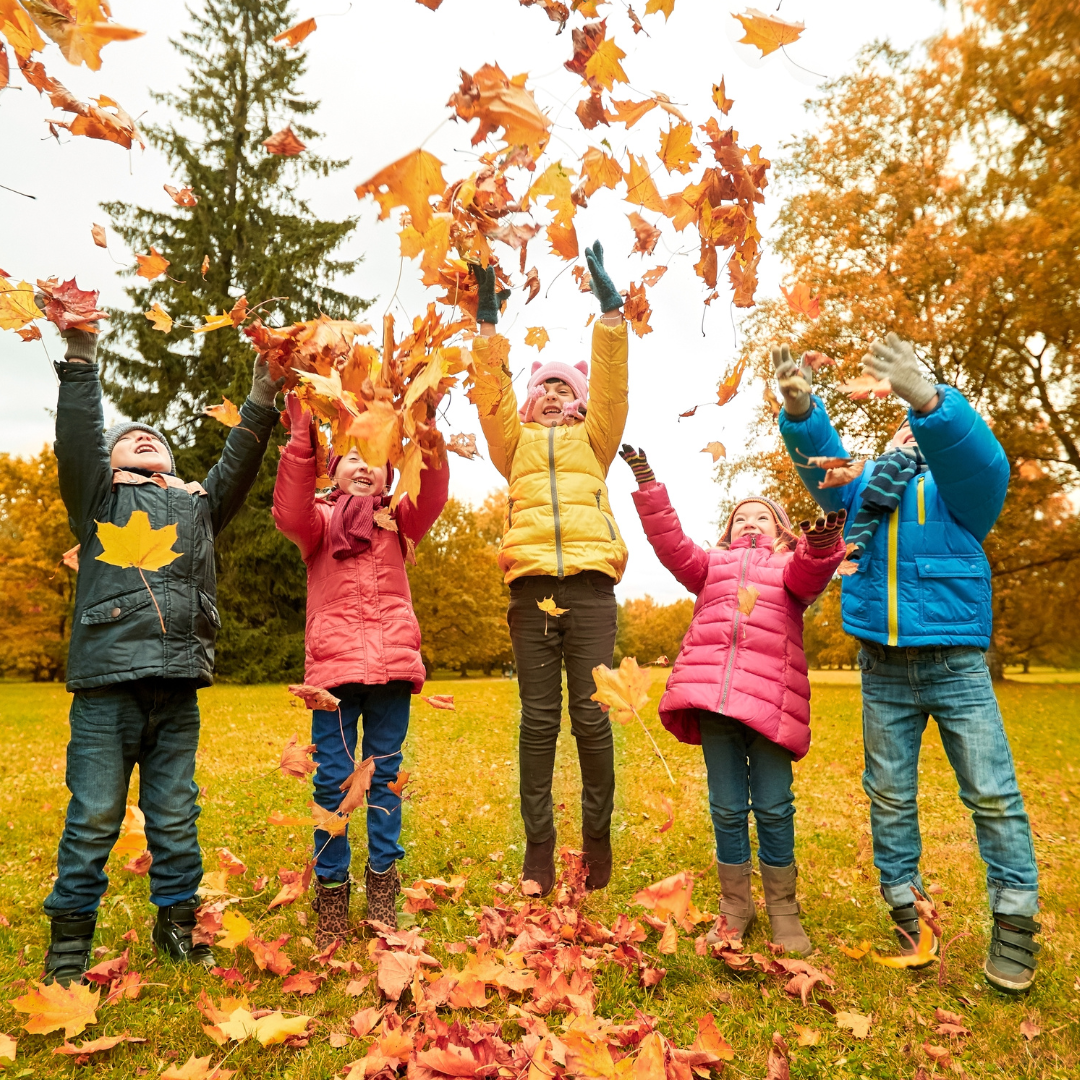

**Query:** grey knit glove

left=60, top=327, right=98, bottom=363
left=864, top=333, right=936, bottom=410
left=771, top=344, right=812, bottom=418
left=248, top=357, right=285, bottom=408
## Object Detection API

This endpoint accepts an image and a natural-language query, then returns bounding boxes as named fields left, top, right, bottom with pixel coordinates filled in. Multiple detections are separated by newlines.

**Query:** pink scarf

left=324, top=488, right=391, bottom=560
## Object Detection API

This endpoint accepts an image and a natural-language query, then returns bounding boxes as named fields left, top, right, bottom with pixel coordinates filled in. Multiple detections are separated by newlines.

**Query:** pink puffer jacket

left=632, top=483, right=845, bottom=758
left=272, top=444, right=449, bottom=693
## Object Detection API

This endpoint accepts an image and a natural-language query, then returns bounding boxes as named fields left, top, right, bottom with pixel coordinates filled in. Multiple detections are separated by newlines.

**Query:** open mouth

left=135, top=445, right=156, bottom=454
left=543, top=405, right=562, bottom=417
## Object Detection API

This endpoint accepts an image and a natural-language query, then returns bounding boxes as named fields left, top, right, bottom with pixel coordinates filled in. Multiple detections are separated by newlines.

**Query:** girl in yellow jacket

left=471, top=242, right=628, bottom=897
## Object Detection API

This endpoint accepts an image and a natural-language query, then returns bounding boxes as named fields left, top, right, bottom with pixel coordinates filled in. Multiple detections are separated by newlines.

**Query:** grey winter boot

left=365, top=863, right=400, bottom=929
left=312, top=879, right=351, bottom=948
left=759, top=862, right=811, bottom=956
left=984, top=913, right=1040, bottom=993
left=706, top=860, right=756, bottom=946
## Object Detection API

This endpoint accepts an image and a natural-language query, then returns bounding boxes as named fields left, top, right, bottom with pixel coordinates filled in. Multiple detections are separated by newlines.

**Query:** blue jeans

left=311, top=682, right=411, bottom=879
left=699, top=712, right=796, bottom=867
left=45, top=679, right=203, bottom=916
left=859, top=644, right=1039, bottom=916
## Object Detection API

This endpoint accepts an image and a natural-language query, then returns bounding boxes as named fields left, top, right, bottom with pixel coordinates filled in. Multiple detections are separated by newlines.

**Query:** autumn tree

left=615, top=595, right=694, bottom=667
left=0, top=448, right=76, bottom=681
left=407, top=493, right=513, bottom=676
left=802, top=582, right=859, bottom=670
left=728, top=1, right=1080, bottom=674
left=99, top=0, right=366, bottom=680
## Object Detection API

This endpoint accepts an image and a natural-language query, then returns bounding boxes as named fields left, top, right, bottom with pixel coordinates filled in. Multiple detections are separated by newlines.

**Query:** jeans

left=507, top=571, right=618, bottom=843
left=45, top=679, right=203, bottom=916
left=311, top=681, right=411, bottom=879
left=699, top=712, right=796, bottom=867
left=859, top=643, right=1039, bottom=916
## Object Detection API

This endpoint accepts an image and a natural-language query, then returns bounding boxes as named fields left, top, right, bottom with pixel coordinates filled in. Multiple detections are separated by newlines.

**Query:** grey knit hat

left=104, top=422, right=175, bottom=473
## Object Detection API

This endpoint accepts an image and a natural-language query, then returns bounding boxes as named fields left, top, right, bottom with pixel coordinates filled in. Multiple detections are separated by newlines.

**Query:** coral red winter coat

left=632, top=483, right=845, bottom=758
left=272, top=444, right=449, bottom=693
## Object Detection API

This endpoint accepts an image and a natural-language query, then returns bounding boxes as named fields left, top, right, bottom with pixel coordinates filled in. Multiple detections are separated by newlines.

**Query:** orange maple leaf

left=780, top=282, right=820, bottom=319
left=19, top=0, right=144, bottom=71
left=641, top=265, right=668, bottom=286
left=420, top=694, right=455, bottom=710
left=90, top=222, right=106, bottom=247
left=448, top=63, right=551, bottom=157
left=203, top=398, right=241, bottom=427
left=10, top=981, right=99, bottom=1037
left=0, top=0, right=46, bottom=60
left=658, top=122, right=700, bottom=175
left=262, top=126, right=305, bottom=156
left=579, top=145, right=623, bottom=196
left=644, top=0, right=675, bottom=19
left=268, top=862, right=314, bottom=910
left=524, top=326, right=549, bottom=351
left=836, top=374, right=892, bottom=400
left=627, top=212, right=661, bottom=256
left=356, top=148, right=446, bottom=233
left=733, top=7, right=805, bottom=58
left=135, top=247, right=169, bottom=281
left=34, top=276, right=108, bottom=331
left=278, top=734, right=317, bottom=779
left=164, top=183, right=198, bottom=206
left=273, top=17, right=316, bottom=47
left=716, top=354, right=748, bottom=406
left=388, top=770, right=411, bottom=797
left=633, top=871, right=694, bottom=923
left=338, top=755, right=376, bottom=815
left=623, top=280, right=653, bottom=337
left=712, top=77, right=734, bottom=115
left=701, top=441, right=726, bottom=462
left=288, top=684, right=341, bottom=711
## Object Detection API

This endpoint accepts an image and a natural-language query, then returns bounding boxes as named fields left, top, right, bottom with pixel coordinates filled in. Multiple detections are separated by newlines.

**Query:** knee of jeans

left=750, top=798, right=794, bottom=827
left=709, top=802, right=749, bottom=829
left=961, top=790, right=1022, bottom=817
left=862, top=776, right=916, bottom=809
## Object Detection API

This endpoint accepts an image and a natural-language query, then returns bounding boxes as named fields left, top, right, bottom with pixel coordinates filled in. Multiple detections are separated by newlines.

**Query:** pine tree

left=100, top=0, right=367, bottom=680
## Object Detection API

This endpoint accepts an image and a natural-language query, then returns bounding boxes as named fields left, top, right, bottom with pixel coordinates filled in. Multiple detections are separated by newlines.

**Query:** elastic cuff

left=246, top=385, right=279, bottom=409
left=63, top=334, right=98, bottom=363
left=150, top=891, right=199, bottom=908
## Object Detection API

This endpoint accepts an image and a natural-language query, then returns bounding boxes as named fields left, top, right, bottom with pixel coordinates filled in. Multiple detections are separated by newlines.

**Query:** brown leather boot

left=522, top=833, right=557, bottom=897
left=760, top=862, right=811, bottom=956
left=583, top=831, right=612, bottom=892
left=365, top=863, right=400, bottom=929
left=312, top=879, right=351, bottom=948
left=706, top=860, right=756, bottom=945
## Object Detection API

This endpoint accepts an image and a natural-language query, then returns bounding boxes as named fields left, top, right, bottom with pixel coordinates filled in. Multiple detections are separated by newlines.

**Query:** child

left=273, top=394, right=448, bottom=941
left=470, top=242, right=628, bottom=896
left=45, top=323, right=283, bottom=986
left=621, top=444, right=846, bottom=954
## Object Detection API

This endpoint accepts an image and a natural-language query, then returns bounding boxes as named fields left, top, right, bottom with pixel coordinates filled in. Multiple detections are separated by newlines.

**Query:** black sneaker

left=153, top=900, right=214, bottom=967
left=888, top=901, right=939, bottom=966
left=985, top=913, right=1040, bottom=992
left=44, top=913, right=97, bottom=987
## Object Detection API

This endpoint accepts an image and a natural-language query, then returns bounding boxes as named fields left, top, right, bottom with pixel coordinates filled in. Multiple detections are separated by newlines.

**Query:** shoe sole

left=984, top=962, right=1034, bottom=993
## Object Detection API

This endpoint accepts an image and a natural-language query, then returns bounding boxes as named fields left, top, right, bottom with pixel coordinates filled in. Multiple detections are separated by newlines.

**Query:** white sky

left=0, top=0, right=949, bottom=602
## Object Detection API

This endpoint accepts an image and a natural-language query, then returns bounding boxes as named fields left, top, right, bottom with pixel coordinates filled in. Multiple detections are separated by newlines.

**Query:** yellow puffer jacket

left=479, top=320, right=629, bottom=583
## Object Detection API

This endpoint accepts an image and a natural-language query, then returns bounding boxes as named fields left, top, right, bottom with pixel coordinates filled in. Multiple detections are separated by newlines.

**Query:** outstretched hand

left=800, top=508, right=847, bottom=549
left=250, top=357, right=285, bottom=408
left=771, top=344, right=813, bottom=418
left=471, top=263, right=511, bottom=325
left=864, top=332, right=938, bottom=412
left=619, top=443, right=655, bottom=486
left=283, top=391, right=316, bottom=450
left=585, top=241, right=624, bottom=314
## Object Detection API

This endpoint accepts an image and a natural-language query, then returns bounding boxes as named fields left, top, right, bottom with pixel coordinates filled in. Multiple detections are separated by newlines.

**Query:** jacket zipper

left=548, top=425, right=564, bottom=578
left=887, top=506, right=900, bottom=646
left=916, top=476, right=925, bottom=525
left=595, top=490, right=616, bottom=540
left=719, top=536, right=755, bottom=713
left=507, top=496, right=514, bottom=530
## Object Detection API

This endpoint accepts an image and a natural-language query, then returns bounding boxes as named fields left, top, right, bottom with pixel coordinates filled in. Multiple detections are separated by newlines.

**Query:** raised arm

left=778, top=392, right=860, bottom=516
left=203, top=357, right=282, bottom=536
left=53, top=329, right=113, bottom=541
left=472, top=265, right=521, bottom=479
left=783, top=512, right=848, bottom=604
left=396, top=444, right=450, bottom=546
left=271, top=394, right=325, bottom=560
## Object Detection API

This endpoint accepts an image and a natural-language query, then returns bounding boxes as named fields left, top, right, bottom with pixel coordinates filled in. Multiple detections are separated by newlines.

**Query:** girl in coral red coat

left=273, top=394, right=448, bottom=942
left=620, top=445, right=846, bottom=955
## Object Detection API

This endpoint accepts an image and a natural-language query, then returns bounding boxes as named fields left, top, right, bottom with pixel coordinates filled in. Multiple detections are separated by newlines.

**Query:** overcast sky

left=0, top=0, right=950, bottom=602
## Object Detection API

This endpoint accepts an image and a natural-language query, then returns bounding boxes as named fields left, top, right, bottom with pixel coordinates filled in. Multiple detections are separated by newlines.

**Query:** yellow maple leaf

left=701, top=441, right=726, bottom=462
left=135, top=247, right=169, bottom=281
left=528, top=160, right=577, bottom=227
left=192, top=311, right=234, bottom=334
left=584, top=37, right=628, bottom=92
left=355, top=148, right=446, bottom=233
left=605, top=97, right=657, bottom=128
left=732, top=7, right=805, bottom=58
left=0, top=278, right=44, bottom=331
left=644, top=0, right=676, bottom=19
left=0, top=0, right=46, bottom=60
left=870, top=919, right=938, bottom=968
left=204, top=397, right=242, bottom=428
left=10, top=981, right=99, bottom=1038
left=467, top=370, right=503, bottom=418
left=580, top=146, right=624, bottom=197
left=712, top=77, right=734, bottom=114
left=19, top=0, right=143, bottom=71
left=96, top=510, right=181, bottom=573
left=591, top=656, right=651, bottom=724
left=111, top=804, right=146, bottom=858
left=537, top=596, right=568, bottom=617
left=215, top=909, right=253, bottom=950
left=658, top=122, right=700, bottom=175
left=624, top=155, right=668, bottom=213
left=143, top=303, right=172, bottom=333
left=524, top=327, right=549, bottom=351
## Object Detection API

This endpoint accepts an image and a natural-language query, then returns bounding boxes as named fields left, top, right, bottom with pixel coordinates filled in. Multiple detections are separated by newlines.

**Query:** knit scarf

left=846, top=445, right=926, bottom=560
left=325, top=488, right=391, bottom=560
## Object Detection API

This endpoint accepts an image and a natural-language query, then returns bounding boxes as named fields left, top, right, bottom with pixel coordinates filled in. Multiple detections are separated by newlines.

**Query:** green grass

left=0, top=675, right=1077, bottom=1078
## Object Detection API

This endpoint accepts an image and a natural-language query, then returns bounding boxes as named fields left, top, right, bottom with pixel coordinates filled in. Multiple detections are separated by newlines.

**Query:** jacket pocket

left=198, top=590, right=221, bottom=629
left=81, top=589, right=153, bottom=625
left=916, top=556, right=987, bottom=626
left=594, top=491, right=616, bottom=540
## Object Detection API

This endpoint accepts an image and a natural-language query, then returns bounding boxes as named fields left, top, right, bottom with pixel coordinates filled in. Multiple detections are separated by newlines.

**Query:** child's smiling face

left=529, top=379, right=579, bottom=427
left=334, top=450, right=388, bottom=496
left=729, top=501, right=778, bottom=542
left=110, top=430, right=172, bottom=474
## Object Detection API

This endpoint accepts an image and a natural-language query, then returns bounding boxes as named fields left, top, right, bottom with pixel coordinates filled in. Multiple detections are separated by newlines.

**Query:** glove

left=585, top=240, right=623, bottom=313
left=619, top=444, right=655, bottom=486
left=771, top=344, right=812, bottom=418
left=283, top=392, right=316, bottom=451
left=864, top=332, right=937, bottom=410
left=471, top=263, right=511, bottom=325
left=800, top=509, right=847, bottom=550
left=249, top=356, right=285, bottom=408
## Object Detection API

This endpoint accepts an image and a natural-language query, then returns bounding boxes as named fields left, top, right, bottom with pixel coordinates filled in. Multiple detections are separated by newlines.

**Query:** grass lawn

left=0, top=674, right=1077, bottom=1078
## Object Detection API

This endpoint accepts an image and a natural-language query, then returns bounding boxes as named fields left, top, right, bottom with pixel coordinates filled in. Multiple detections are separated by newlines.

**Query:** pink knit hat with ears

left=519, top=359, right=590, bottom=421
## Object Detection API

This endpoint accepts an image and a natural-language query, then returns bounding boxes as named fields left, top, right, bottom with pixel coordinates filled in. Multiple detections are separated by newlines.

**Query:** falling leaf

left=263, top=126, right=306, bottom=155
left=288, top=684, right=341, bottom=711
left=35, top=276, right=108, bottom=331
left=19, top=1, right=144, bottom=70
left=52, top=1032, right=145, bottom=1063
left=112, top=804, right=146, bottom=858
left=591, top=656, right=651, bottom=724
left=203, top=397, right=242, bottom=428
left=1019, top=1020, right=1041, bottom=1041
left=161, top=1054, right=236, bottom=1080
left=819, top=461, right=867, bottom=489
left=781, top=282, right=820, bottom=319
left=835, top=1011, right=872, bottom=1039
left=338, top=756, right=377, bottom=816
left=584, top=37, right=628, bottom=92
left=732, top=7, right=805, bottom=58
left=623, top=280, right=653, bottom=337
left=836, top=374, right=892, bottom=400
left=1017, top=460, right=1044, bottom=481
left=388, top=770, right=411, bottom=797
left=192, top=311, right=235, bottom=334
left=278, top=734, right=318, bottom=780
left=763, top=384, right=781, bottom=419
left=96, top=510, right=181, bottom=572
left=633, top=871, right=694, bottom=923
left=135, top=247, right=170, bottom=281
left=164, top=184, right=199, bottom=206
left=10, top=981, right=99, bottom=1037
left=701, top=441, right=726, bottom=462
left=16, top=324, right=42, bottom=342
left=644, top=0, right=675, bottom=18
left=356, top=148, right=446, bottom=233
left=658, top=122, right=700, bottom=175
left=712, top=78, right=734, bottom=114
left=641, top=265, right=668, bottom=286
left=421, top=694, right=455, bottom=710
left=523, top=266, right=541, bottom=303
left=837, top=939, right=872, bottom=959
left=216, top=910, right=253, bottom=950
left=716, top=355, right=748, bottom=406
left=447, top=433, right=481, bottom=459
left=659, top=796, right=674, bottom=833
left=537, top=596, right=568, bottom=616
left=627, top=212, right=661, bottom=256
left=737, top=584, right=759, bottom=616
left=91, top=222, right=107, bottom=247
left=201, top=254, right=210, bottom=277
left=123, top=850, right=152, bottom=874
left=870, top=919, right=937, bottom=968
left=525, top=327, right=550, bottom=351
left=309, top=801, right=351, bottom=837
left=144, top=303, right=172, bottom=333
left=273, top=17, right=316, bottom=46
left=803, top=350, right=836, bottom=371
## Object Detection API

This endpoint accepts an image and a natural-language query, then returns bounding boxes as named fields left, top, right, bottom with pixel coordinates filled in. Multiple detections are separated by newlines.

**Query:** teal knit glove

left=471, top=263, right=512, bottom=325
left=585, top=241, right=623, bottom=313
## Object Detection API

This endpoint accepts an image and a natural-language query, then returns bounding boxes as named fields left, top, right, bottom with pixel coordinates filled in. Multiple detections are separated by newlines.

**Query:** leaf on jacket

left=591, top=656, right=651, bottom=723
left=10, top=981, right=99, bottom=1037
left=701, top=441, right=726, bottom=462
left=836, top=374, right=891, bottom=400
left=421, top=694, right=455, bottom=710
left=716, top=355, right=748, bottom=407
left=288, top=684, right=341, bottom=712
left=164, top=183, right=199, bottom=206
left=537, top=596, right=568, bottom=617
left=204, top=397, right=241, bottom=427
left=35, top=276, right=108, bottom=331
left=135, top=247, right=170, bottom=281
left=525, top=327, right=550, bottom=351
left=338, top=756, right=377, bottom=815
left=737, top=585, right=759, bottom=616
left=277, top=733, right=318, bottom=779
left=732, top=7, right=805, bottom=57
left=262, top=126, right=306, bottom=156
left=818, top=461, right=866, bottom=489
left=144, top=303, right=172, bottom=333
left=95, top=510, right=181, bottom=573
left=273, top=17, right=317, bottom=47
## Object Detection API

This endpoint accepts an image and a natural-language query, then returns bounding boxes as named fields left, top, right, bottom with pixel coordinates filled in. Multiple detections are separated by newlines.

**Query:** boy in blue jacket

left=776, top=333, right=1039, bottom=993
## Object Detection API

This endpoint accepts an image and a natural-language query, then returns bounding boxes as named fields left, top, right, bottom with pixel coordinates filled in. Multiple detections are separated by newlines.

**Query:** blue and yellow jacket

left=778, top=386, right=1008, bottom=648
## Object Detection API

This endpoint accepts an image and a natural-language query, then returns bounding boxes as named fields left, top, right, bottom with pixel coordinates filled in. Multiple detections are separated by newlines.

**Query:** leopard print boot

left=312, top=879, right=351, bottom=949
left=365, top=863, right=400, bottom=930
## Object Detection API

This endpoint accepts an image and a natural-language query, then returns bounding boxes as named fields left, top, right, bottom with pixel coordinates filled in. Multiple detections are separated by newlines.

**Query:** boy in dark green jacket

left=43, top=322, right=282, bottom=986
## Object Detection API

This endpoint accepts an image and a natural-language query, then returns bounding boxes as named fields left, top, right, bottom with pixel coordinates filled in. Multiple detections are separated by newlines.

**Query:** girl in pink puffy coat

left=620, top=445, right=846, bottom=955
left=273, top=394, right=448, bottom=943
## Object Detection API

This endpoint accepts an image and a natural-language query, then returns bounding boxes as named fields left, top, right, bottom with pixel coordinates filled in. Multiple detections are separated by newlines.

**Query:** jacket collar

left=727, top=533, right=777, bottom=552
left=112, top=468, right=207, bottom=497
